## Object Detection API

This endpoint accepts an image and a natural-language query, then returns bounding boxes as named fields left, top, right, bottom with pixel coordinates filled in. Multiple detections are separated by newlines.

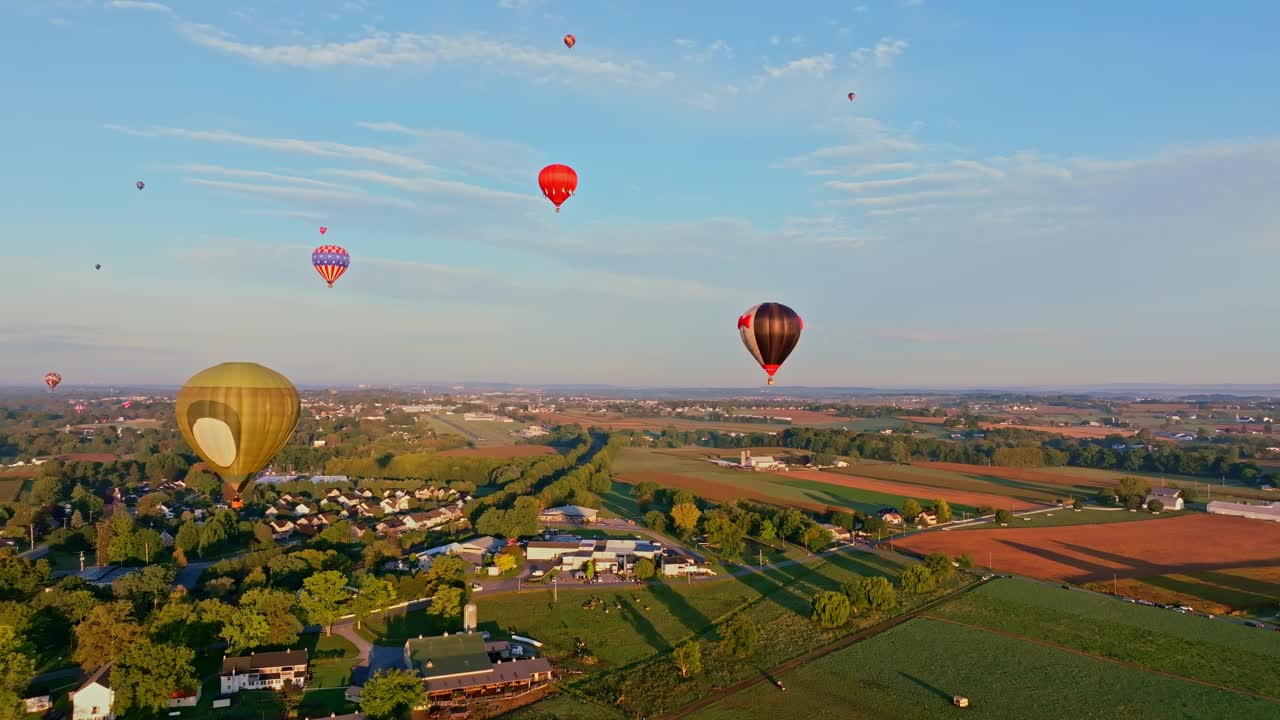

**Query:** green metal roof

left=404, top=634, right=491, bottom=679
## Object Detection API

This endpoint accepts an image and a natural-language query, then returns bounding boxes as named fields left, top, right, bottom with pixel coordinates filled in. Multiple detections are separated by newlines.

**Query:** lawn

left=302, top=634, right=360, bottom=688
left=1084, top=566, right=1280, bottom=617
left=299, top=688, right=360, bottom=717
left=422, top=415, right=528, bottom=445
left=691, top=617, right=1279, bottom=720
left=951, top=507, right=1181, bottom=530
left=503, top=693, right=627, bottom=720
left=929, top=578, right=1280, bottom=698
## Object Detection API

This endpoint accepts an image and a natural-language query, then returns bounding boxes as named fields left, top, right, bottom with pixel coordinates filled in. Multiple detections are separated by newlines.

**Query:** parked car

left=1245, top=620, right=1265, bottom=628
left=472, top=583, right=484, bottom=592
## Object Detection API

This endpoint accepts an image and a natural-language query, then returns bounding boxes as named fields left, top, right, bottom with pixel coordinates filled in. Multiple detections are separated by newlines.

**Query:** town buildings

left=219, top=650, right=310, bottom=694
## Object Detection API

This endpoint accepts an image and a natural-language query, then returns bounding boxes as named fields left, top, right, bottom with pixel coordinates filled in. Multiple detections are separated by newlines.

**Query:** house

left=152, top=503, right=175, bottom=520
left=380, top=496, right=411, bottom=514
left=403, top=633, right=552, bottom=706
left=158, top=530, right=176, bottom=547
left=878, top=510, right=904, bottom=526
left=917, top=510, right=939, bottom=526
left=1207, top=500, right=1280, bottom=522
left=660, top=555, right=713, bottom=577
left=820, top=523, right=852, bottom=542
left=514, top=425, right=550, bottom=438
left=1144, top=487, right=1185, bottom=511
left=23, top=696, right=52, bottom=714
left=416, top=536, right=504, bottom=570
left=76, top=565, right=142, bottom=588
left=376, top=519, right=407, bottom=537
left=70, top=665, right=114, bottom=720
left=265, top=506, right=281, bottom=517
left=294, top=502, right=315, bottom=516
left=269, top=520, right=296, bottom=539
left=537, top=505, right=599, bottom=524
left=220, top=650, right=309, bottom=694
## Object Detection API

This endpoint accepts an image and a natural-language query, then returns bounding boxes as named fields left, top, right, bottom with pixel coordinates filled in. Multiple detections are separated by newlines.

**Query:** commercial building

left=403, top=632, right=553, bottom=709
left=1207, top=500, right=1280, bottom=522
left=537, top=505, right=599, bottom=524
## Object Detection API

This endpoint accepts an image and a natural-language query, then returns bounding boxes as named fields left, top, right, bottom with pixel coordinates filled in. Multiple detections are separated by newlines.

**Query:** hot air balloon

left=848, top=92, right=856, bottom=101
left=74, top=404, right=87, bottom=414
left=136, top=181, right=145, bottom=190
left=176, top=362, right=300, bottom=509
left=95, top=264, right=101, bottom=270
left=121, top=400, right=133, bottom=409
left=319, top=226, right=327, bottom=235
left=737, top=303, right=803, bottom=385
left=44, top=372, right=62, bottom=391
left=312, top=245, right=350, bottom=288
left=538, top=164, right=577, bottom=213
left=564, top=34, right=576, bottom=48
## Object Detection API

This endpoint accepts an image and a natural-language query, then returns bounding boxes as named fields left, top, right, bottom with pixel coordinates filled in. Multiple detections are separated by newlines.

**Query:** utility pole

left=144, top=541, right=150, bottom=564
left=79, top=551, right=86, bottom=573
left=29, top=524, right=35, bottom=552
left=1113, top=572, right=1117, bottom=596
left=989, top=550, right=993, bottom=571
left=552, top=577, right=558, bottom=604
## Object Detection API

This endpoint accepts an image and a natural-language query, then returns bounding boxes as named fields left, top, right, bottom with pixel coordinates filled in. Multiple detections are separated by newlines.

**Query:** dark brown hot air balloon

left=564, top=34, right=576, bottom=49
left=738, top=303, right=803, bottom=385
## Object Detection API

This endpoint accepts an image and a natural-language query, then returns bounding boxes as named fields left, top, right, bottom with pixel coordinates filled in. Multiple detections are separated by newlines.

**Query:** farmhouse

left=219, top=650, right=309, bottom=694
left=878, top=509, right=904, bottom=526
left=1145, top=487, right=1185, bottom=511
left=735, top=450, right=785, bottom=471
left=538, top=505, right=599, bottom=524
left=820, top=523, right=853, bottom=542
left=403, top=632, right=553, bottom=708
left=1207, top=500, right=1280, bottom=522
left=71, top=665, right=200, bottom=720
left=917, top=510, right=939, bottom=526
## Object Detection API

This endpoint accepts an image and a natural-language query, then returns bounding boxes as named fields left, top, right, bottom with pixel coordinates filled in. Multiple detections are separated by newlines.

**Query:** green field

left=835, top=461, right=1080, bottom=504
left=930, top=578, right=1280, bottom=698
left=613, top=448, right=979, bottom=515
left=692, top=617, right=1279, bottom=720
left=422, top=415, right=528, bottom=444
left=952, top=507, right=1181, bottom=530
left=504, top=693, right=627, bottom=720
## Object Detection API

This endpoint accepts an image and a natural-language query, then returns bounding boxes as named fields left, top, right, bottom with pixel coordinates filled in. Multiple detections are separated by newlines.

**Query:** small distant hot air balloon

left=44, top=372, right=62, bottom=391
left=121, top=400, right=133, bottom=409
left=74, top=404, right=87, bottom=414
left=738, top=303, right=803, bottom=385
left=848, top=92, right=856, bottom=101
left=95, top=264, right=101, bottom=270
left=312, top=245, right=350, bottom=288
left=538, top=164, right=578, bottom=213
left=564, top=34, right=576, bottom=49
left=176, top=362, right=301, bottom=508
left=319, top=226, right=327, bottom=235
left=136, top=181, right=145, bottom=190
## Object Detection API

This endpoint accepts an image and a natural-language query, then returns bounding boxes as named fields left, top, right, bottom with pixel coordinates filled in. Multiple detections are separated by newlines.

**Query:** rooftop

left=221, top=649, right=309, bottom=674
left=405, top=633, right=491, bottom=679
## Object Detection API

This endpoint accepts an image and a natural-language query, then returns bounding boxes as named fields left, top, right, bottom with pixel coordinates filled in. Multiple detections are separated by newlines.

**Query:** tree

left=633, top=557, right=656, bottom=580
left=352, top=576, right=397, bottom=630
left=756, top=518, right=777, bottom=543
left=890, top=440, right=911, bottom=464
left=113, top=565, right=175, bottom=612
left=429, top=586, right=463, bottom=620
left=1116, top=476, right=1151, bottom=504
left=72, top=601, right=145, bottom=670
left=934, top=498, right=953, bottom=523
left=718, top=614, right=758, bottom=657
left=994, top=509, right=1013, bottom=525
left=900, top=498, right=922, bottom=523
left=174, top=522, right=201, bottom=554
left=493, top=552, right=517, bottom=573
left=220, top=606, right=270, bottom=654
left=643, top=510, right=667, bottom=532
left=136, top=491, right=172, bottom=518
left=0, top=553, right=51, bottom=600
left=956, top=553, right=974, bottom=570
left=360, top=668, right=425, bottom=719
left=829, top=510, right=856, bottom=531
left=800, top=524, right=832, bottom=552
left=673, top=641, right=702, bottom=678
left=1147, top=499, right=1165, bottom=513
left=811, top=591, right=852, bottom=628
left=842, top=576, right=896, bottom=612
left=899, top=564, right=937, bottom=594
left=240, top=588, right=302, bottom=647
left=278, top=682, right=304, bottom=720
left=1072, top=498, right=1084, bottom=511
left=0, top=625, right=36, bottom=720
left=703, top=511, right=746, bottom=558
left=583, top=560, right=597, bottom=581
left=110, top=640, right=198, bottom=715
left=922, top=553, right=956, bottom=582
left=861, top=514, right=885, bottom=536
left=424, top=555, right=467, bottom=589
left=298, top=570, right=349, bottom=635
left=670, top=502, right=701, bottom=537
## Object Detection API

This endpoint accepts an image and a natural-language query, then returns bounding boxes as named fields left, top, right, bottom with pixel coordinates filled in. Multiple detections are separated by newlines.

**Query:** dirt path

left=922, top=615, right=1280, bottom=704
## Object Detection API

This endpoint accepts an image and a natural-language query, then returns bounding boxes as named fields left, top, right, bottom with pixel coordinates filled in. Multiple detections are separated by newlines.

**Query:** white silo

left=463, top=602, right=478, bottom=633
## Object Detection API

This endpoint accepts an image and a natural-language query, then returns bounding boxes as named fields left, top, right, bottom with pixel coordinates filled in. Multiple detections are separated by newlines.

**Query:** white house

left=1145, top=487, right=1185, bottom=512
left=71, top=666, right=114, bottom=720
left=220, top=650, right=309, bottom=694
left=269, top=519, right=296, bottom=539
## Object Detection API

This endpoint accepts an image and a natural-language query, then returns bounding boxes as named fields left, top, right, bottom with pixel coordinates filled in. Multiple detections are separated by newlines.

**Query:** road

left=430, top=414, right=481, bottom=441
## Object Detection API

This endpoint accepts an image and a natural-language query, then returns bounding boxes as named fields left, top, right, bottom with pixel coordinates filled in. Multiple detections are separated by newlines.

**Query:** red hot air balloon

left=44, top=372, right=62, bottom=391
left=738, top=303, right=803, bottom=385
left=848, top=92, right=856, bottom=101
left=74, top=404, right=87, bottom=414
left=538, top=164, right=577, bottom=213
left=313, top=245, right=350, bottom=288
left=564, top=34, right=576, bottom=49
left=136, top=181, right=145, bottom=190
left=319, top=226, right=327, bottom=235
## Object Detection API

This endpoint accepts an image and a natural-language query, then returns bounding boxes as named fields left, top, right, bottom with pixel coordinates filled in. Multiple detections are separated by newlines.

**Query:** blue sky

left=2, top=0, right=1278, bottom=388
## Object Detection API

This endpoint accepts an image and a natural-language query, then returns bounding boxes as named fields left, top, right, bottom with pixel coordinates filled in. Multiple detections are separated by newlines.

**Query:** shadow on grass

left=899, top=672, right=953, bottom=702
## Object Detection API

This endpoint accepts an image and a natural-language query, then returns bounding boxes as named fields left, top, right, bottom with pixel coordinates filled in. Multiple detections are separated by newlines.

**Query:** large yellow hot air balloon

left=176, top=362, right=300, bottom=508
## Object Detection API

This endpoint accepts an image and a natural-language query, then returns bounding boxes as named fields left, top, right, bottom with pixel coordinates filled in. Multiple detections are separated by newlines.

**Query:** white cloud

left=674, top=38, right=732, bottom=62
left=808, top=161, right=919, bottom=177
left=854, top=3, right=870, bottom=13
left=185, top=178, right=416, bottom=210
left=845, top=188, right=992, bottom=207
left=496, top=0, right=535, bottom=8
left=866, top=203, right=948, bottom=217
left=106, top=0, right=171, bottom=12
left=165, top=163, right=352, bottom=189
left=319, top=168, right=532, bottom=204
left=769, top=34, right=781, bottom=46
left=852, top=37, right=909, bottom=68
left=105, top=124, right=431, bottom=172
left=355, top=120, right=541, bottom=181
left=763, top=53, right=835, bottom=79
left=826, top=171, right=978, bottom=193
left=176, top=23, right=675, bottom=87
left=951, top=159, right=1006, bottom=179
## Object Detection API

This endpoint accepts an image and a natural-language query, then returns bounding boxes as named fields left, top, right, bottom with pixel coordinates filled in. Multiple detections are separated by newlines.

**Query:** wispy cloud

left=355, top=121, right=541, bottom=181
left=844, top=188, right=992, bottom=207
left=319, top=168, right=532, bottom=204
left=185, top=178, right=415, bottom=210
left=105, top=124, right=431, bottom=172
left=106, top=0, right=171, bottom=12
left=763, top=53, right=836, bottom=79
left=852, top=37, right=909, bottom=68
left=673, top=37, right=732, bottom=62
left=496, top=0, right=535, bottom=8
left=165, top=163, right=352, bottom=189
left=176, top=23, right=675, bottom=87
left=807, top=161, right=920, bottom=177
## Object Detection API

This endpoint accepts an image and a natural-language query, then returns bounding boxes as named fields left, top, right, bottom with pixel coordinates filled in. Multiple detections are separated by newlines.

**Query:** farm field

left=538, top=411, right=792, bottom=434
left=422, top=415, right=528, bottom=445
left=839, top=461, right=1085, bottom=504
left=1085, top=565, right=1280, bottom=617
left=930, top=578, right=1280, bottom=697
left=782, top=468, right=1039, bottom=512
left=896, top=514, right=1280, bottom=612
left=692, top=615, right=1279, bottom=720
left=954, top=506, right=1178, bottom=530
left=919, top=461, right=1273, bottom=503
left=0, top=478, right=26, bottom=501
left=979, top=421, right=1134, bottom=438
left=439, top=444, right=559, bottom=458
left=613, top=448, right=983, bottom=515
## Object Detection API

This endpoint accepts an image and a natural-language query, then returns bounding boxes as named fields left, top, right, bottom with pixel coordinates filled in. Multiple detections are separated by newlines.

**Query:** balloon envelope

left=848, top=92, right=856, bottom=101
left=44, top=372, right=62, bottom=390
left=319, top=226, right=327, bottom=235
left=176, top=362, right=300, bottom=504
left=136, top=181, right=145, bottom=190
left=538, top=164, right=578, bottom=212
left=564, top=34, right=576, bottom=48
left=738, top=303, right=803, bottom=385
left=312, top=245, right=350, bottom=288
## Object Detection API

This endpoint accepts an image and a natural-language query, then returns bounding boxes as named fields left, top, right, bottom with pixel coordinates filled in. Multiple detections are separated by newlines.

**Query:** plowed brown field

left=898, top=513, right=1280, bottom=584
left=614, top=471, right=828, bottom=512
left=777, top=469, right=1039, bottom=512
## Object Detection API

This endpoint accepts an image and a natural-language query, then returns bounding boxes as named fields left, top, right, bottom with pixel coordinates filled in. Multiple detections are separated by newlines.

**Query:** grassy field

left=504, top=693, right=627, bottom=720
left=840, top=461, right=1084, bottom=504
left=952, top=507, right=1180, bottom=530
left=0, top=478, right=27, bottom=502
left=422, top=415, right=528, bottom=445
left=930, top=578, right=1280, bottom=698
left=613, top=448, right=981, bottom=515
left=1084, top=566, right=1280, bottom=617
left=692, top=617, right=1279, bottom=720
left=306, top=634, right=361, bottom=688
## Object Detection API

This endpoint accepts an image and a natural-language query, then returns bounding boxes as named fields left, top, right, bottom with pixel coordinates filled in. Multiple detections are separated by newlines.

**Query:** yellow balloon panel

left=175, top=362, right=300, bottom=494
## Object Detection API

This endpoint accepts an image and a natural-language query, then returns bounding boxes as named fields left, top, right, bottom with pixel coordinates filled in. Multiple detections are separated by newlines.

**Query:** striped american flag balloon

left=312, top=245, right=350, bottom=288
